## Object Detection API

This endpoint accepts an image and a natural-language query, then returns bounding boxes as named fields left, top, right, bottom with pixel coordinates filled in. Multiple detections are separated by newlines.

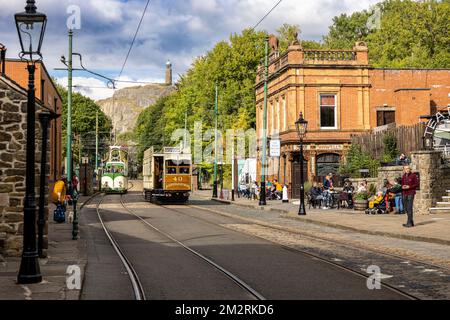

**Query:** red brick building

left=255, top=39, right=450, bottom=198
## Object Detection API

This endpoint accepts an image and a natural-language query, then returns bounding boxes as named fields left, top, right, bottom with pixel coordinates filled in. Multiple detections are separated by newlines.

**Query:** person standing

left=401, top=166, right=419, bottom=228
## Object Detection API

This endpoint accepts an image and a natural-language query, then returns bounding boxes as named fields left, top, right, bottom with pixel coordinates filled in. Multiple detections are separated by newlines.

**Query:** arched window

left=316, top=153, right=341, bottom=185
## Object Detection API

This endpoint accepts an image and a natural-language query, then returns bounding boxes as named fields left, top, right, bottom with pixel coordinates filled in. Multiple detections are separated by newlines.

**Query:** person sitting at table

left=340, top=179, right=355, bottom=208
left=357, top=180, right=368, bottom=193
left=310, top=182, right=324, bottom=208
left=273, top=179, right=282, bottom=200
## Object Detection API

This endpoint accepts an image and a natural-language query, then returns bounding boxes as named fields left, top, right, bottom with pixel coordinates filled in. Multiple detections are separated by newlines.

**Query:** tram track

left=187, top=202, right=450, bottom=273
left=119, top=195, right=265, bottom=300
left=95, top=194, right=146, bottom=300
left=148, top=200, right=420, bottom=300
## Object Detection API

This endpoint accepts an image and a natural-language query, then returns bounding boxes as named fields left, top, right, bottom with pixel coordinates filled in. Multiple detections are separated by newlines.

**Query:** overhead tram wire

left=251, top=0, right=283, bottom=30
left=112, top=0, right=151, bottom=145
left=117, top=0, right=151, bottom=80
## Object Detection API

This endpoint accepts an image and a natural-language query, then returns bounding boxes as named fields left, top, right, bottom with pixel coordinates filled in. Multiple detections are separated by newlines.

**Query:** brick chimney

left=165, top=60, right=172, bottom=86
left=0, top=43, right=6, bottom=76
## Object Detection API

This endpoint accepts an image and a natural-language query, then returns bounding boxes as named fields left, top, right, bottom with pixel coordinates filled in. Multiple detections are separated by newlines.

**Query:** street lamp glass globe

left=295, top=112, right=308, bottom=139
left=15, top=1, right=47, bottom=61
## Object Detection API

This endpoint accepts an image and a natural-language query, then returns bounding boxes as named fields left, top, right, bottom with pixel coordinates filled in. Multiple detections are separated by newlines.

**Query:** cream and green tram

left=101, top=146, right=128, bottom=194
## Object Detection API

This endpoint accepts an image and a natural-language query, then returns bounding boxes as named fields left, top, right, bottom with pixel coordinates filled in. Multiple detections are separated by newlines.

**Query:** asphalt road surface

left=80, top=192, right=408, bottom=300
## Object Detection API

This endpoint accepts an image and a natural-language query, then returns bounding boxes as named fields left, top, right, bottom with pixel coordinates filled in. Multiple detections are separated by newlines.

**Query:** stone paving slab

left=0, top=196, right=90, bottom=300
left=194, top=190, right=450, bottom=245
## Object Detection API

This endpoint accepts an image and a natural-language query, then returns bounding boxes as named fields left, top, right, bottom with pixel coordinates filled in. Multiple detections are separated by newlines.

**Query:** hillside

left=97, top=83, right=175, bottom=135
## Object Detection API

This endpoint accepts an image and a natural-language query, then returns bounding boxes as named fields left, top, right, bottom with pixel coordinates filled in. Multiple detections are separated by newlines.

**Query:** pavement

left=0, top=196, right=91, bottom=300
left=193, top=189, right=450, bottom=246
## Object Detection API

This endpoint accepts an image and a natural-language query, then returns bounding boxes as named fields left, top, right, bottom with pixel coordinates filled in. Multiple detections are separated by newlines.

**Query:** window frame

left=319, top=93, right=338, bottom=130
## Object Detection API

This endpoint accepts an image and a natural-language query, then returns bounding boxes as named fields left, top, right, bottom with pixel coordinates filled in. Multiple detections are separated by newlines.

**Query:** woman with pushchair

left=388, top=177, right=404, bottom=214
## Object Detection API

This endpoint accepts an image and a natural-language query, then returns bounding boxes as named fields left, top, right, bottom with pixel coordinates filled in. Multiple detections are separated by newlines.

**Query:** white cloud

left=56, top=75, right=164, bottom=101
left=2, top=0, right=381, bottom=101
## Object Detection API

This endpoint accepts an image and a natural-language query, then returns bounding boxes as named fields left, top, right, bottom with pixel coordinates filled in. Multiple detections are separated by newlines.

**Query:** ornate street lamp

left=15, top=0, right=47, bottom=284
left=15, top=0, right=47, bottom=62
left=295, top=112, right=308, bottom=216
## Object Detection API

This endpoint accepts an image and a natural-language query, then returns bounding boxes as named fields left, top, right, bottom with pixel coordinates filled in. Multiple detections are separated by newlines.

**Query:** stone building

left=2, top=58, right=63, bottom=183
left=0, top=72, right=58, bottom=256
left=255, top=37, right=450, bottom=198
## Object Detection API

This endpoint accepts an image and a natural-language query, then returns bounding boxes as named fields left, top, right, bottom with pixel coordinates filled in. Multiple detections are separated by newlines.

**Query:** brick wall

left=0, top=76, right=50, bottom=257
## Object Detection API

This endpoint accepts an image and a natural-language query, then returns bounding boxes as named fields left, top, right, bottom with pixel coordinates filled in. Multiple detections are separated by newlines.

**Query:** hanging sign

left=270, top=140, right=281, bottom=157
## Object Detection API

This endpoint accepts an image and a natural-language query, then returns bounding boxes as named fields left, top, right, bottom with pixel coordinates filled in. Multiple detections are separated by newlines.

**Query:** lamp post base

left=212, top=181, right=218, bottom=198
left=17, top=253, right=42, bottom=284
left=298, top=204, right=307, bottom=216
left=259, top=181, right=267, bottom=206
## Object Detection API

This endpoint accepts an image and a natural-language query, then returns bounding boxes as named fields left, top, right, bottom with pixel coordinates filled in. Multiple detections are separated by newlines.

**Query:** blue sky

left=0, top=0, right=379, bottom=100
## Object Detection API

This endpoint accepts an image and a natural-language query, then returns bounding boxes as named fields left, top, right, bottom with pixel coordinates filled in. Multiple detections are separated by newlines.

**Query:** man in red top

left=401, top=166, right=419, bottom=228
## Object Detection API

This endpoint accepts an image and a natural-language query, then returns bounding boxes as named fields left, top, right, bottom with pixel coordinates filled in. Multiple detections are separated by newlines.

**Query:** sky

left=0, top=0, right=380, bottom=100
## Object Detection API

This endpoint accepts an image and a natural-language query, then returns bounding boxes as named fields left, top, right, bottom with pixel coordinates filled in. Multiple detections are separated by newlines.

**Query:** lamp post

left=15, top=0, right=47, bottom=284
left=295, top=112, right=308, bottom=216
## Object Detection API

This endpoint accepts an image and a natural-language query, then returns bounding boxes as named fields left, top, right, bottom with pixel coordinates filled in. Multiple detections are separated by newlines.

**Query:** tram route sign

left=81, top=157, right=89, bottom=164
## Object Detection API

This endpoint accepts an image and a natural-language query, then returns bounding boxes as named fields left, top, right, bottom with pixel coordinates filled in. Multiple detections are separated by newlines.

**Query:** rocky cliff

left=97, top=84, right=175, bottom=135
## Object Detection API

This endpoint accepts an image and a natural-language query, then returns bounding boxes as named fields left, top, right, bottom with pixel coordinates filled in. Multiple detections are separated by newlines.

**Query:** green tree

left=323, top=10, right=372, bottom=49
left=276, top=23, right=301, bottom=52
left=382, top=133, right=398, bottom=162
left=323, top=0, right=450, bottom=68
left=57, top=84, right=112, bottom=165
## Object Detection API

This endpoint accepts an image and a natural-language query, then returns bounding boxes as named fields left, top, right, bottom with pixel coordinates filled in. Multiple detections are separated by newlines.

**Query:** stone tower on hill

left=166, top=60, right=172, bottom=86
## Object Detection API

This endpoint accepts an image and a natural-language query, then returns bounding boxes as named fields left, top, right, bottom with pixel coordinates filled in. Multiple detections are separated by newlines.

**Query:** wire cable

left=252, top=0, right=283, bottom=30
left=117, top=0, right=151, bottom=79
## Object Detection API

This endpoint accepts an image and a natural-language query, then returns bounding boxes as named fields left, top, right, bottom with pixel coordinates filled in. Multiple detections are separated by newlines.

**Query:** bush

left=383, top=133, right=398, bottom=163
left=304, top=181, right=312, bottom=194
left=338, top=144, right=380, bottom=178
left=368, top=183, right=377, bottom=196
left=355, top=191, right=369, bottom=201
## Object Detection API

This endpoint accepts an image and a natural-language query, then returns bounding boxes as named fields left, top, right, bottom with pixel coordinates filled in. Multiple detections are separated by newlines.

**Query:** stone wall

left=411, top=150, right=450, bottom=215
left=0, top=76, right=50, bottom=257
left=356, top=151, right=449, bottom=215
left=377, top=166, right=404, bottom=190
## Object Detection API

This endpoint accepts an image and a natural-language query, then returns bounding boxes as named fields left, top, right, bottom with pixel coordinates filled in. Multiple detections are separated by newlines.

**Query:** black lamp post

left=15, top=0, right=47, bottom=284
left=295, top=112, right=308, bottom=216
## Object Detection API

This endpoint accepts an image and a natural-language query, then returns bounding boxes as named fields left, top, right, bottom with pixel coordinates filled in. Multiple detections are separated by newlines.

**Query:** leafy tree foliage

left=277, top=23, right=301, bottom=52
left=57, top=84, right=112, bottom=165
left=133, top=28, right=267, bottom=163
left=323, top=0, right=450, bottom=68
left=339, top=144, right=380, bottom=178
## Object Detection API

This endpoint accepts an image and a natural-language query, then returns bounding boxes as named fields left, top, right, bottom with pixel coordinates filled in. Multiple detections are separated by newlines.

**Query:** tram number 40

left=172, top=177, right=184, bottom=182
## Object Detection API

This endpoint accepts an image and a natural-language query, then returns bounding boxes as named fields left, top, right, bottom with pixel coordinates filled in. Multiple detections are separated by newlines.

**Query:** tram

left=101, top=146, right=128, bottom=194
left=143, top=146, right=192, bottom=203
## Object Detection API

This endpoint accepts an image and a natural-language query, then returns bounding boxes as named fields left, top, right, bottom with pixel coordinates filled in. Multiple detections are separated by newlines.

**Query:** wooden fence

left=351, top=123, right=426, bottom=159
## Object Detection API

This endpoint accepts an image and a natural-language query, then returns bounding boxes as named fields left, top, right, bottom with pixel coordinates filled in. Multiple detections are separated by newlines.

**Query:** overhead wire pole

left=96, top=110, right=99, bottom=170
left=259, top=37, right=269, bottom=206
left=251, top=0, right=283, bottom=206
left=66, top=29, right=73, bottom=184
left=212, top=83, right=219, bottom=198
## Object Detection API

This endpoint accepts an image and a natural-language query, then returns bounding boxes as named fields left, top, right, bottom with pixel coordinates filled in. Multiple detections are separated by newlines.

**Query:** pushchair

left=365, top=193, right=388, bottom=215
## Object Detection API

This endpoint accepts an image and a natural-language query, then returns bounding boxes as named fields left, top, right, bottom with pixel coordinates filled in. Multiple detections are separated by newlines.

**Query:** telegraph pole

left=212, top=83, right=219, bottom=198
left=259, top=36, right=269, bottom=206
left=66, top=29, right=73, bottom=187
left=95, top=110, right=99, bottom=170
